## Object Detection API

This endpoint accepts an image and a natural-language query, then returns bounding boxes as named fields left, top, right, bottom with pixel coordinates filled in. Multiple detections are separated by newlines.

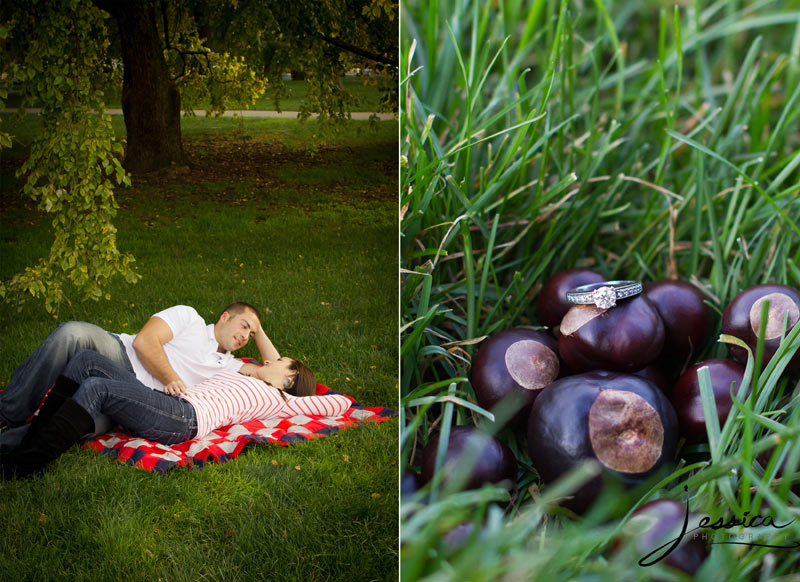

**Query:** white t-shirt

left=117, top=305, right=244, bottom=391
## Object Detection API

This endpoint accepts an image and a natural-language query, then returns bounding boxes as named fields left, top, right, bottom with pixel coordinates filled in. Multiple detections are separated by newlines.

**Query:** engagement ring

left=565, top=280, right=642, bottom=309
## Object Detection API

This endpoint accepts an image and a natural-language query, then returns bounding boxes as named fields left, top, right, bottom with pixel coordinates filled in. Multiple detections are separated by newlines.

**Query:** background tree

left=0, top=2, right=138, bottom=315
left=197, top=0, right=398, bottom=119
left=0, top=0, right=397, bottom=314
left=12, top=0, right=398, bottom=174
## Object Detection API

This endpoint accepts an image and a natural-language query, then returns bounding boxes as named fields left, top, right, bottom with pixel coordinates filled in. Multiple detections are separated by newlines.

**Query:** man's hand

left=133, top=316, right=187, bottom=391
left=164, top=379, right=188, bottom=396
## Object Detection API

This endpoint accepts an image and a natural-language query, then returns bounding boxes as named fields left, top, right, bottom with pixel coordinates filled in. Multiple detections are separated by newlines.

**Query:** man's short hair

left=219, top=302, right=262, bottom=324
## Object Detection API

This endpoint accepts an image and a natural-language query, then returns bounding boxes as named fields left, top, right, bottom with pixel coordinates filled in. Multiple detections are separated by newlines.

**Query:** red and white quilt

left=80, top=384, right=396, bottom=474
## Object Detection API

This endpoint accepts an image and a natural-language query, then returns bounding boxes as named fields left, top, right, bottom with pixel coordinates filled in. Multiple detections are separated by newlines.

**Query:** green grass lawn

left=4, top=76, right=387, bottom=112
left=254, top=77, right=387, bottom=112
left=401, top=0, right=799, bottom=580
left=0, top=116, right=399, bottom=581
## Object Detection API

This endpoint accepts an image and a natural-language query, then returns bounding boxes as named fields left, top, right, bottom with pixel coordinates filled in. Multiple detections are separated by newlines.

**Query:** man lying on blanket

left=1, top=302, right=304, bottom=440
left=0, top=302, right=288, bottom=429
left=1, top=350, right=350, bottom=479
left=0, top=302, right=349, bottom=479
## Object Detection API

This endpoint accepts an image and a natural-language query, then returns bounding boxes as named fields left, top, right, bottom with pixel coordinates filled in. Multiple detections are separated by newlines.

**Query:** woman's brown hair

left=285, top=359, right=316, bottom=397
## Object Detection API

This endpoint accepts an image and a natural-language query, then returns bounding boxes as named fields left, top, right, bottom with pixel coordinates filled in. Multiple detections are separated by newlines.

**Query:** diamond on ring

left=565, top=280, right=642, bottom=309
left=591, top=286, right=616, bottom=309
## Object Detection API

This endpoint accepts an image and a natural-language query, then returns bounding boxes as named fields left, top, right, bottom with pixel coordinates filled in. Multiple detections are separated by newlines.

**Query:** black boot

left=0, top=398, right=94, bottom=480
left=26, top=376, right=81, bottom=434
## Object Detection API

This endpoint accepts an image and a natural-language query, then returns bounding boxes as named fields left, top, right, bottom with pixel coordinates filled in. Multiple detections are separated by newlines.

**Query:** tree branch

left=170, top=49, right=212, bottom=81
left=317, top=34, right=396, bottom=67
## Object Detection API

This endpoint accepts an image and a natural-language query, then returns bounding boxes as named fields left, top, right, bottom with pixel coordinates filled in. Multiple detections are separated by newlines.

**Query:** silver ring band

left=565, top=280, right=642, bottom=309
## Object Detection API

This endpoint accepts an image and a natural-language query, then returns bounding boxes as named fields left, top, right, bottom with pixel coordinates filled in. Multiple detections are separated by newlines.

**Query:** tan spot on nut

left=588, top=389, right=663, bottom=474
left=750, top=293, right=800, bottom=340
left=559, top=304, right=606, bottom=336
left=504, top=340, right=559, bottom=391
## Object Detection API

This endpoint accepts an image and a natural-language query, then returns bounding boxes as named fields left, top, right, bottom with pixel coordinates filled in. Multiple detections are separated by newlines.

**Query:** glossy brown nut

left=613, top=499, right=709, bottom=575
left=644, top=280, right=712, bottom=372
left=420, top=426, right=517, bottom=492
left=443, top=520, right=488, bottom=554
left=558, top=295, right=665, bottom=373
left=632, top=365, right=671, bottom=394
left=670, top=359, right=747, bottom=442
left=528, top=371, right=678, bottom=513
left=401, top=469, right=422, bottom=497
left=536, top=268, right=605, bottom=328
left=471, top=328, right=560, bottom=425
left=722, top=284, right=800, bottom=373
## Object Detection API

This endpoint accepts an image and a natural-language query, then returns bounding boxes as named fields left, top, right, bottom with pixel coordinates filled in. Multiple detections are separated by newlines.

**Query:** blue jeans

left=66, top=350, right=198, bottom=445
left=0, top=322, right=132, bottom=427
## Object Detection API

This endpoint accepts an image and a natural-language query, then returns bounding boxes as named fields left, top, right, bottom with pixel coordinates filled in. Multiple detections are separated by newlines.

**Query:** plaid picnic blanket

left=79, top=384, right=396, bottom=474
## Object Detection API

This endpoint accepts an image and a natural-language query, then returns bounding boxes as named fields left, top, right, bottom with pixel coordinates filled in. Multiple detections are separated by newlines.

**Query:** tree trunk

left=98, top=1, right=189, bottom=173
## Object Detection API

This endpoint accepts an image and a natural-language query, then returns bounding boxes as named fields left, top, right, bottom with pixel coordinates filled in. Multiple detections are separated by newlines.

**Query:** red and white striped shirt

left=182, top=371, right=353, bottom=438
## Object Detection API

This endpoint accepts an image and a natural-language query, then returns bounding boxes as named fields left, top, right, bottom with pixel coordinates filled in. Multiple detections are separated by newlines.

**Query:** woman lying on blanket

left=1, top=349, right=351, bottom=479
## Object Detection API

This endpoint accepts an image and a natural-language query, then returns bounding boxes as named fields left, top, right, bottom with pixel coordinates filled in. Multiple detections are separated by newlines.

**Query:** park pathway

left=2, top=108, right=395, bottom=121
